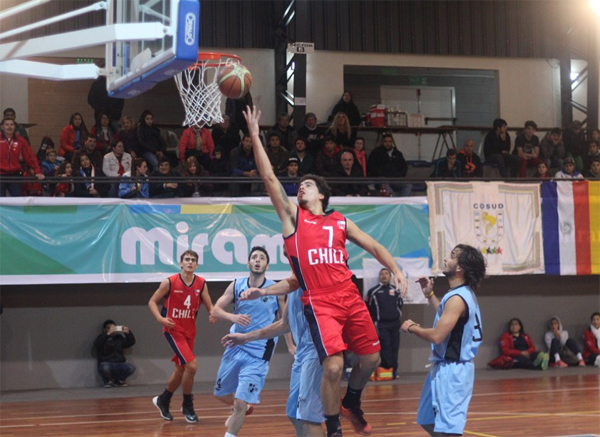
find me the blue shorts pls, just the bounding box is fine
[286,355,324,424]
[213,346,269,405]
[417,361,475,435]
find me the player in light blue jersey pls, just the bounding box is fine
[211,247,283,437]
[401,244,486,437]
[223,274,325,437]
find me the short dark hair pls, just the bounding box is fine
[589,140,599,148]
[591,312,600,321]
[158,157,170,165]
[446,149,457,158]
[508,317,524,334]
[355,136,365,143]
[324,135,336,143]
[103,319,116,331]
[300,174,331,211]
[248,246,270,265]
[180,250,199,263]
[242,133,252,141]
[493,118,507,130]
[3,107,15,116]
[382,133,393,141]
[454,244,487,291]
[524,120,538,129]
[550,128,562,136]
[267,132,281,142]
[1,117,15,125]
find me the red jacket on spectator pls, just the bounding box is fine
[179,127,214,162]
[59,124,87,157]
[0,133,41,175]
[499,331,537,357]
[354,148,367,176]
[583,327,600,360]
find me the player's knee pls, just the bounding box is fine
[360,353,380,372]
[232,398,248,415]
[323,360,344,382]
[185,359,198,374]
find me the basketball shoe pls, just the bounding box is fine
[153,395,173,421]
[181,398,198,424]
[341,404,372,436]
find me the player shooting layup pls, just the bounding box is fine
[243,106,408,437]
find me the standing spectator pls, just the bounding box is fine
[499,318,549,370]
[316,135,341,177]
[72,136,103,172]
[150,158,179,198]
[583,141,600,174]
[1,117,44,197]
[137,110,167,172]
[119,158,149,199]
[290,137,316,176]
[226,92,253,135]
[430,149,461,178]
[41,148,60,177]
[90,112,119,154]
[297,112,326,157]
[73,153,109,198]
[59,113,89,161]
[93,319,136,387]
[212,115,241,158]
[554,157,584,179]
[103,140,132,198]
[540,128,566,170]
[457,139,483,178]
[279,157,301,196]
[515,121,544,177]
[87,74,125,131]
[353,137,368,177]
[367,133,411,197]
[230,134,258,197]
[268,114,297,151]
[534,162,551,178]
[327,112,355,149]
[366,268,403,379]
[179,125,214,170]
[333,150,367,197]
[329,90,361,127]
[583,312,600,367]
[585,157,600,179]
[118,116,139,158]
[265,132,290,174]
[54,161,75,197]
[563,120,586,172]
[544,316,585,367]
[208,146,230,195]
[483,118,519,177]
[3,107,30,145]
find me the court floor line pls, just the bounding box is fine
[463,431,501,437]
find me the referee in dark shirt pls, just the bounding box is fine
[365,268,403,378]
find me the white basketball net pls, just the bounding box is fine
[174,56,240,127]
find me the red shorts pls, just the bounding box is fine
[301,281,380,362]
[164,329,196,366]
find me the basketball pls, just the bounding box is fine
[217,63,252,99]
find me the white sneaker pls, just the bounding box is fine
[594,356,600,367]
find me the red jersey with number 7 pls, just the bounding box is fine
[161,273,206,337]
[284,207,353,294]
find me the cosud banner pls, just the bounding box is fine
[0,197,431,285]
[427,181,544,275]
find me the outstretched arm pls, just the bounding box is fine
[346,218,408,296]
[243,106,297,236]
[240,275,301,300]
[211,282,251,327]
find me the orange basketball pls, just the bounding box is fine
[217,63,252,99]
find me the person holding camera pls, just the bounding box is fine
[94,319,136,387]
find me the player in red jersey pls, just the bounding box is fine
[243,106,408,437]
[148,250,214,424]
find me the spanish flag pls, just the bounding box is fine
[541,180,600,275]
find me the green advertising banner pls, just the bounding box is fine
[0,198,431,284]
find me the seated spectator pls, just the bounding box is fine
[72,136,103,173]
[456,139,483,178]
[499,318,549,370]
[326,112,355,149]
[297,112,326,157]
[278,157,301,196]
[137,109,167,172]
[267,113,297,151]
[265,132,289,174]
[583,312,600,367]
[316,135,341,177]
[544,316,585,367]
[1,116,44,197]
[353,137,368,177]
[21,165,44,196]
[177,156,203,198]
[93,319,136,387]
[534,162,551,178]
[585,157,600,179]
[90,112,119,154]
[563,120,586,172]
[41,148,60,177]
[179,124,214,170]
[540,128,565,170]
[59,112,89,161]
[229,134,258,197]
[150,158,179,198]
[290,137,316,175]
[119,158,149,199]
[208,146,229,195]
[483,118,519,177]
[73,153,109,197]
[118,116,139,158]
[430,149,461,178]
[103,140,132,197]
[329,90,362,127]
[333,150,367,196]
[3,107,30,145]
[583,140,600,175]
[590,128,600,143]
[212,114,241,158]
[515,121,544,177]
[54,161,75,197]
[554,156,584,179]
[367,133,412,197]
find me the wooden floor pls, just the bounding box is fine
[1,373,599,437]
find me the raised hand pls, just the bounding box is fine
[243,105,262,137]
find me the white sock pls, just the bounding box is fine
[554,353,561,362]
[577,353,583,360]
[595,356,600,367]
[225,433,236,437]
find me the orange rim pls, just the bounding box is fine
[187,52,242,69]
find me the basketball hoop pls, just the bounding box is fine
[174,52,242,127]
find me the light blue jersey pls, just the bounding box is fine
[287,288,319,362]
[231,277,280,360]
[430,285,482,363]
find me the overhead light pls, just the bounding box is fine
[591,0,600,14]
[570,71,579,81]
